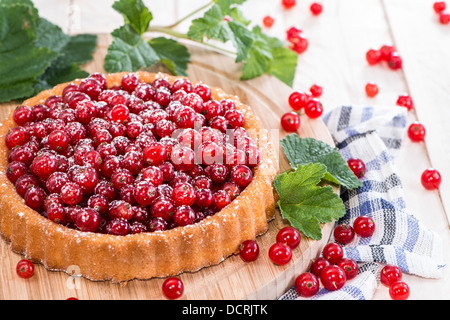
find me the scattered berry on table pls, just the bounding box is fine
[421,168,442,190]
[333,224,355,245]
[320,265,346,291]
[380,265,403,287]
[353,215,375,237]
[281,112,301,132]
[295,272,320,297]
[262,15,275,28]
[407,122,426,142]
[389,281,410,300]
[268,242,293,265]
[239,240,260,262]
[310,2,323,16]
[396,94,414,110]
[347,158,366,179]
[322,242,344,264]
[16,259,35,279]
[282,0,296,10]
[365,82,379,98]
[276,226,301,249]
[162,277,184,300]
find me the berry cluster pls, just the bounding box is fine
[239,226,300,265]
[286,26,308,55]
[365,45,402,70]
[433,1,450,24]
[280,86,324,132]
[5,73,261,236]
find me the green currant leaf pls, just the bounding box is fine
[104,24,160,73]
[280,134,363,189]
[147,37,191,76]
[274,163,346,240]
[112,0,153,35]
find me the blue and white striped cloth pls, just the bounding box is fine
[280,105,445,300]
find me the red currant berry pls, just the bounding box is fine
[110,104,130,123]
[310,2,323,15]
[389,281,410,300]
[439,10,450,24]
[421,168,441,190]
[380,265,402,287]
[294,272,319,297]
[333,224,355,245]
[396,94,414,110]
[434,1,447,13]
[121,73,140,93]
[286,26,302,43]
[353,215,375,237]
[407,122,426,142]
[268,242,292,265]
[276,226,301,249]
[379,45,396,61]
[239,240,260,262]
[347,158,366,178]
[290,35,308,54]
[280,112,300,132]
[262,15,275,28]
[281,0,296,9]
[365,82,379,98]
[304,99,323,118]
[230,165,253,188]
[288,91,309,111]
[13,105,34,126]
[320,265,346,291]
[310,257,330,278]
[387,52,403,70]
[16,259,35,279]
[322,242,344,264]
[162,277,184,300]
[309,84,323,98]
[366,49,381,65]
[173,205,196,227]
[337,258,358,280]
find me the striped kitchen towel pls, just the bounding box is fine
[280,105,445,300]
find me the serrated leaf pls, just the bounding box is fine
[187,4,230,42]
[112,0,152,35]
[0,2,38,51]
[274,163,346,240]
[147,37,190,76]
[280,134,363,189]
[35,17,70,52]
[104,24,160,73]
[240,26,272,80]
[267,46,297,87]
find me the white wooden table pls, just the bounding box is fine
[25,0,450,300]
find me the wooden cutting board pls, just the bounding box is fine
[0,34,337,300]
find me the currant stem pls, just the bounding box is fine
[146,26,237,57]
[165,0,214,29]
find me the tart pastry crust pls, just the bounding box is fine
[0,72,277,282]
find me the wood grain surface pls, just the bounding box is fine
[0,35,338,300]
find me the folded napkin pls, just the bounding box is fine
[280,105,445,300]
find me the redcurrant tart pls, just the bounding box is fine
[407,122,426,142]
[294,272,319,297]
[421,168,442,190]
[239,239,260,262]
[162,277,184,300]
[389,281,410,300]
[0,72,276,282]
[353,215,375,237]
[380,264,402,287]
[268,242,292,265]
[16,259,35,279]
[281,112,300,132]
[320,265,346,291]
